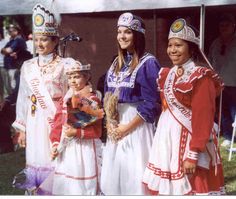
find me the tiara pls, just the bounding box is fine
[117,12,145,34]
[64,59,91,74]
[168,18,199,45]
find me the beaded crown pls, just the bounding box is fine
[168,18,199,45]
[64,58,91,74]
[32,4,59,36]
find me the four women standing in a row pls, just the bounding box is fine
[13,3,225,195]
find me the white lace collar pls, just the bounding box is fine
[180,59,194,70]
[38,53,54,66]
[174,59,196,84]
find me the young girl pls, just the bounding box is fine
[49,59,103,195]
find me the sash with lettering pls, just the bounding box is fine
[25,62,56,129]
[163,67,192,132]
[163,66,220,169]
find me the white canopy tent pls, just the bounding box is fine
[0,0,235,89]
[0,0,235,15]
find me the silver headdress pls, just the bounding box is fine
[168,18,200,45]
[117,12,145,34]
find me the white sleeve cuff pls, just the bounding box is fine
[187,150,198,160]
[12,120,26,133]
[137,111,146,122]
[52,142,60,148]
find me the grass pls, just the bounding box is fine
[0,138,236,195]
[0,149,25,195]
[220,138,236,195]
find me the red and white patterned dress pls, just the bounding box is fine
[143,60,225,195]
[49,88,102,195]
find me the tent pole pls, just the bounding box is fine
[32,23,36,58]
[153,10,157,57]
[199,4,205,51]
[200,4,223,148]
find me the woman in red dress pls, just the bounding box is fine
[143,18,225,195]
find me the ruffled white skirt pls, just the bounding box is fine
[52,137,102,195]
[143,109,192,195]
[100,103,155,195]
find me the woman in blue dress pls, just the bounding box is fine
[100,12,161,195]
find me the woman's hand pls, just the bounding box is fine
[51,146,59,160]
[10,52,17,59]
[17,131,26,148]
[108,115,144,142]
[183,160,197,174]
[64,124,77,137]
[113,124,130,141]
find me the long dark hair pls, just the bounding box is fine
[50,36,60,54]
[185,24,209,67]
[187,42,203,65]
[115,27,146,74]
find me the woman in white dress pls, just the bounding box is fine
[12,4,73,194]
[100,12,161,195]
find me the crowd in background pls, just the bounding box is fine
[0,24,32,153]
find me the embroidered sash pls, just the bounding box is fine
[163,67,192,132]
[163,67,220,169]
[25,60,56,129]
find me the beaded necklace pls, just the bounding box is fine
[37,53,57,74]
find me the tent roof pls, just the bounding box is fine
[0,0,236,15]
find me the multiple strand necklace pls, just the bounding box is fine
[37,53,57,74]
